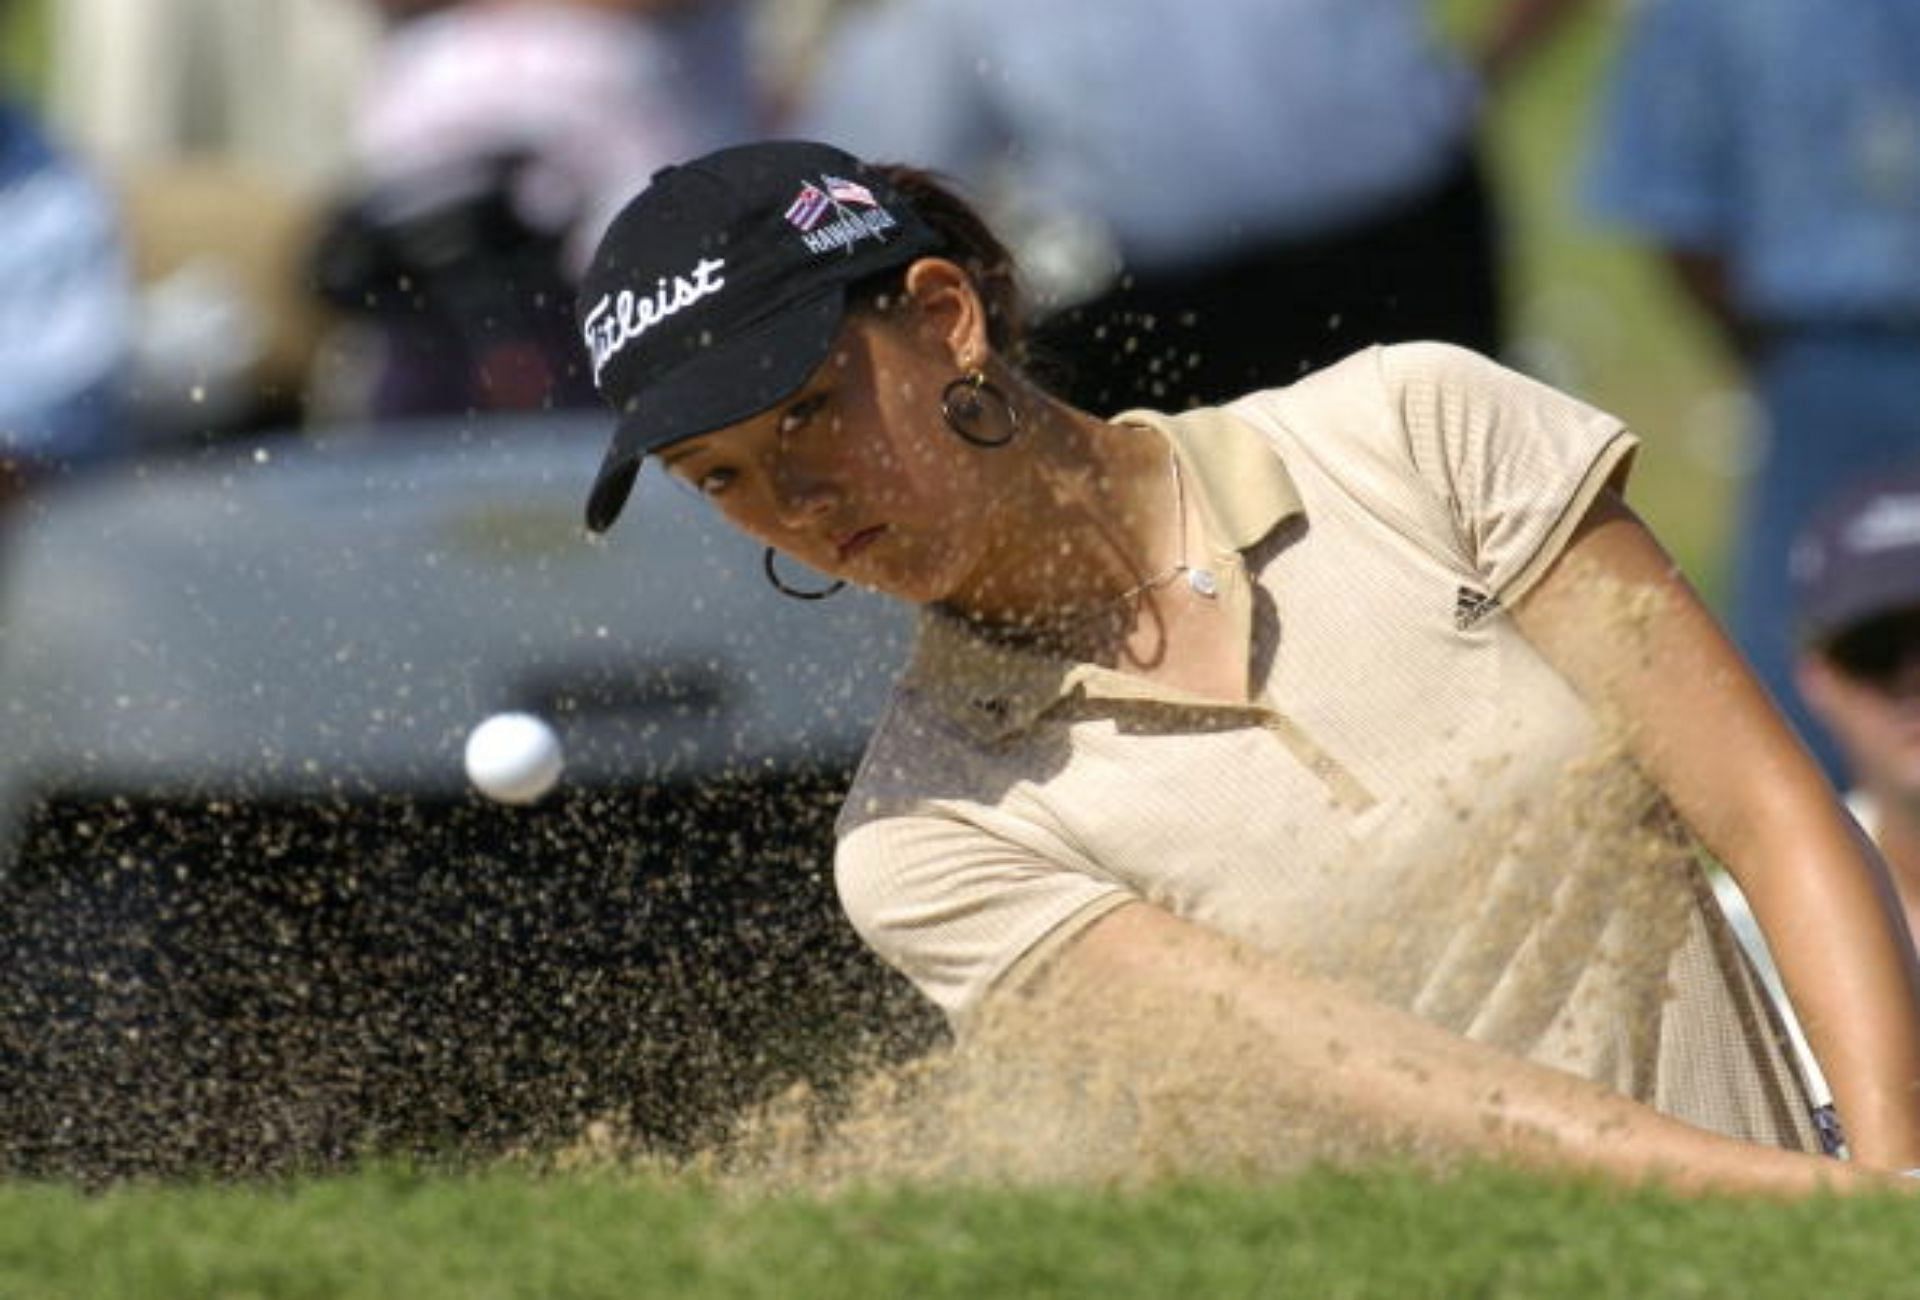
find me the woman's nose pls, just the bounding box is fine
[769,458,839,528]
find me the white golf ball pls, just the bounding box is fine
[463,712,564,805]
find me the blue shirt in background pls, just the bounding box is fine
[1585,0,1920,325]
[796,0,1480,273]
[0,98,132,468]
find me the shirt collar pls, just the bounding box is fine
[901,403,1304,742]
[1118,402,1303,550]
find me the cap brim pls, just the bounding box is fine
[1801,561,1920,643]
[583,292,846,533]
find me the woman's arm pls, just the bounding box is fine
[1020,900,1895,1195]
[1510,488,1920,1169]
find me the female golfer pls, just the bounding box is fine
[575,141,1920,1193]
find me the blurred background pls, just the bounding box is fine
[0,0,1749,582]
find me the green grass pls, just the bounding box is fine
[4,1161,1918,1300]
[0,0,49,97]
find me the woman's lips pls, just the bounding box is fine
[836,524,887,562]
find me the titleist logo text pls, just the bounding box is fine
[583,257,727,382]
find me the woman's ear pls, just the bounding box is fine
[901,256,990,370]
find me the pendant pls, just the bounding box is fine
[1186,567,1219,598]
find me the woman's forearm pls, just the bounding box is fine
[1017,902,1898,1197]
[1729,798,1920,1167]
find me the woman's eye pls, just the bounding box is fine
[695,467,736,498]
[778,392,829,436]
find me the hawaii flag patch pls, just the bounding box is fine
[782,174,902,254]
[784,182,832,231]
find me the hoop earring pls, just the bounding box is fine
[941,371,1020,448]
[763,547,846,601]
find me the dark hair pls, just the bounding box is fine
[846,164,1029,362]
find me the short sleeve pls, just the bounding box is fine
[1380,343,1637,604]
[835,811,1133,1025]
[1582,0,1734,250]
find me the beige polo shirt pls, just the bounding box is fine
[835,343,1819,1151]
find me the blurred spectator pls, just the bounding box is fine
[47,0,378,191]
[0,90,134,512]
[1790,467,1920,936]
[1585,0,1920,776]
[753,0,867,125]
[309,0,762,421]
[791,0,1592,412]
[119,160,330,441]
[348,0,757,275]
[36,0,373,444]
